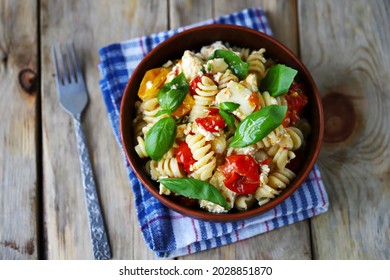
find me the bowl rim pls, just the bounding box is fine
[120,24,324,222]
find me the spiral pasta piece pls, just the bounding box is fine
[268,168,296,190]
[266,127,297,169]
[185,124,216,181]
[232,47,251,61]
[255,184,281,206]
[139,97,160,124]
[195,76,218,100]
[134,136,148,158]
[138,97,169,135]
[285,127,304,151]
[267,145,295,170]
[211,133,227,154]
[148,157,185,180]
[276,95,288,106]
[257,91,277,107]
[217,69,239,90]
[256,125,285,149]
[234,195,256,211]
[247,48,267,79]
[189,76,218,121]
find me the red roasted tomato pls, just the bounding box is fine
[176,141,196,173]
[283,82,308,127]
[220,154,260,194]
[195,108,226,133]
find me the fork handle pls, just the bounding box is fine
[73,114,112,260]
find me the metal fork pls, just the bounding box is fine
[52,43,111,260]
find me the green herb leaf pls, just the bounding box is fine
[206,61,212,71]
[211,50,248,80]
[229,105,287,148]
[158,73,189,112]
[154,109,171,117]
[220,102,240,112]
[145,117,177,161]
[159,178,230,209]
[259,64,298,97]
[219,109,235,128]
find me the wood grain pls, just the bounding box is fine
[213,0,298,54]
[41,0,167,259]
[0,0,38,259]
[169,0,212,28]
[298,0,390,259]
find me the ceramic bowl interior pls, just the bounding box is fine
[120,24,323,222]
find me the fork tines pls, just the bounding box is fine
[52,42,82,85]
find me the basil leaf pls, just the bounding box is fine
[260,64,298,97]
[229,105,287,148]
[145,117,177,161]
[219,109,235,128]
[211,50,248,80]
[220,102,240,112]
[159,178,230,210]
[158,73,189,112]
[154,109,171,117]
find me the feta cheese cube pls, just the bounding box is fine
[181,50,204,80]
[216,81,256,120]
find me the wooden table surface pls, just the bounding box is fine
[1,0,389,260]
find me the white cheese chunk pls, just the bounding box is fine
[240,73,259,92]
[200,41,228,58]
[181,50,204,81]
[206,58,228,74]
[196,123,216,141]
[215,81,256,120]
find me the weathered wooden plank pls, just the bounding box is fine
[299,0,390,259]
[171,0,311,260]
[0,0,38,259]
[169,0,213,28]
[41,0,167,259]
[213,0,298,54]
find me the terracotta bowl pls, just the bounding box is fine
[120,24,323,222]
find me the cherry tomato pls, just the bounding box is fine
[195,109,226,133]
[138,68,171,101]
[220,155,260,194]
[283,82,308,127]
[207,107,220,115]
[172,93,194,118]
[176,141,196,173]
[189,74,214,95]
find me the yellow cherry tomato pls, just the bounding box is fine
[172,93,194,118]
[138,67,171,101]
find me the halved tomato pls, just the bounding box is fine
[220,154,260,194]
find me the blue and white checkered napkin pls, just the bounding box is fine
[98,7,329,258]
